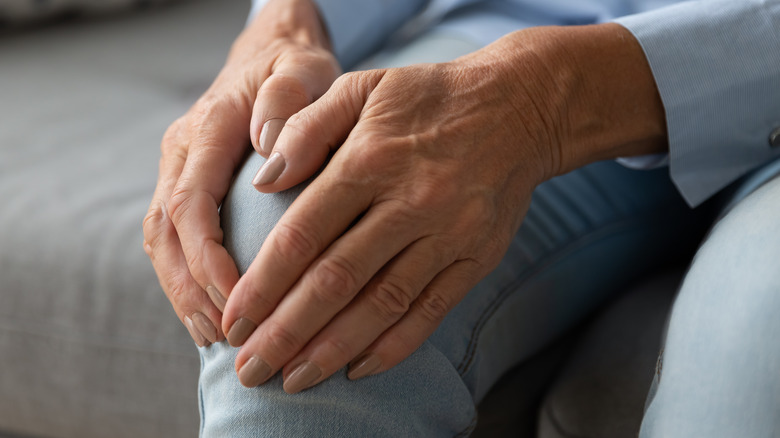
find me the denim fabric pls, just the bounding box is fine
[201,155,697,436]
[197,33,779,437]
[639,173,780,438]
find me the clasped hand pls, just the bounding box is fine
[144,0,564,395]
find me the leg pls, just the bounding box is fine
[200,31,705,436]
[640,174,780,437]
[205,151,479,437]
[202,152,700,436]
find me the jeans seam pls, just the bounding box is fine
[198,347,206,437]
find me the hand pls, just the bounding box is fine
[222,31,555,393]
[221,23,668,393]
[142,0,340,346]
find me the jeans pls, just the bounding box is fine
[639,165,780,438]
[198,33,780,437]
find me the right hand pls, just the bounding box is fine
[142,0,340,346]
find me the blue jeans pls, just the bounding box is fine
[198,34,780,437]
[639,164,780,438]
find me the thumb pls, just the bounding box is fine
[251,70,386,193]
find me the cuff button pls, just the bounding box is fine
[770,126,780,148]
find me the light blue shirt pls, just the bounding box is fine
[250,0,780,206]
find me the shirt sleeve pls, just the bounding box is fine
[614,0,780,207]
[249,0,429,69]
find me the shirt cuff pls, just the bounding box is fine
[250,0,427,69]
[615,0,780,207]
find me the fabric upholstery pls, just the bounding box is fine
[0,1,247,437]
[0,0,188,26]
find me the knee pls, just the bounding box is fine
[690,175,780,291]
[674,175,780,330]
[221,153,308,274]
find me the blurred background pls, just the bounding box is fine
[0,1,247,436]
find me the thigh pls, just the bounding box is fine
[640,173,780,438]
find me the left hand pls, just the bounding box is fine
[222,24,668,393]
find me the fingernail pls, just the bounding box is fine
[227,317,257,347]
[238,355,273,387]
[252,152,285,187]
[191,312,218,343]
[206,285,227,312]
[284,361,322,394]
[259,119,285,156]
[347,353,382,380]
[183,315,210,347]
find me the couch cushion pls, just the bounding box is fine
[0,0,188,27]
[0,1,248,437]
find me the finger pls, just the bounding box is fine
[221,169,372,346]
[167,103,248,308]
[144,199,222,345]
[251,70,386,192]
[249,54,339,157]
[278,237,456,393]
[348,260,482,380]
[230,202,428,389]
[143,124,223,341]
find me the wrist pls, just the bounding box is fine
[236,0,331,55]
[494,24,668,180]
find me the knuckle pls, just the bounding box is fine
[237,284,277,316]
[259,74,311,104]
[261,320,304,358]
[332,71,357,89]
[457,197,494,229]
[310,256,360,304]
[368,276,414,322]
[334,70,375,92]
[161,118,186,151]
[142,203,165,242]
[284,110,326,147]
[166,190,208,271]
[408,172,459,212]
[166,186,194,227]
[416,292,451,324]
[319,336,355,361]
[271,222,321,265]
[428,238,459,266]
[165,274,191,303]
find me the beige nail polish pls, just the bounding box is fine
[227,317,257,347]
[206,285,227,312]
[238,356,273,387]
[183,315,210,347]
[283,361,322,394]
[259,119,285,156]
[191,312,218,343]
[252,152,286,187]
[347,353,382,380]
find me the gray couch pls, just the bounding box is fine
[0,1,690,436]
